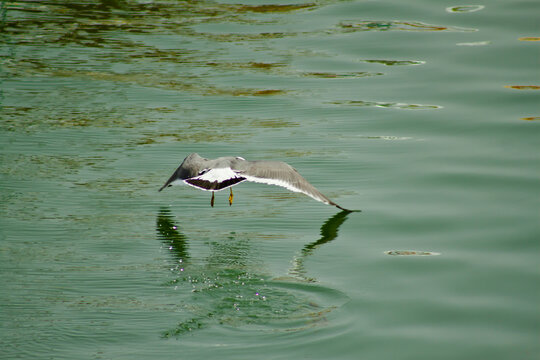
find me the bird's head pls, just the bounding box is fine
[158,153,207,191]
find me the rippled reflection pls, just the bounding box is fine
[339,20,476,32]
[332,100,442,110]
[361,59,425,66]
[445,5,485,13]
[384,250,440,256]
[289,210,352,282]
[504,85,540,90]
[456,41,490,46]
[155,207,351,337]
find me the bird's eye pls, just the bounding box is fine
[198,169,209,175]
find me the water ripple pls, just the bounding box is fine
[156,208,352,338]
[339,20,477,32]
[361,59,425,66]
[385,250,441,256]
[331,100,442,110]
[446,5,485,13]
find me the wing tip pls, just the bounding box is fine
[329,201,360,213]
[335,205,360,213]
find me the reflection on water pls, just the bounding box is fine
[384,250,440,256]
[155,207,351,338]
[2,0,454,141]
[504,86,540,90]
[0,0,471,103]
[156,209,190,263]
[289,211,352,282]
[361,59,425,66]
[339,20,476,32]
[456,41,490,46]
[331,100,442,110]
[302,71,383,78]
[445,5,485,13]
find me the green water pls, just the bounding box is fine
[1,0,539,359]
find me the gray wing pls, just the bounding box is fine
[233,160,348,210]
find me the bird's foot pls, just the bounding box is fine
[228,189,233,206]
[211,192,215,207]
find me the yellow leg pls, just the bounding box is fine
[210,191,215,207]
[228,188,234,206]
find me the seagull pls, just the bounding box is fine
[159,153,351,211]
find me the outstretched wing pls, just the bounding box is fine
[234,160,347,210]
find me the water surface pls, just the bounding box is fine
[1,0,539,359]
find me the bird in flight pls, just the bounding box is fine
[159,153,351,211]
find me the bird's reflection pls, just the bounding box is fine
[155,207,352,337]
[288,210,352,282]
[156,208,189,262]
